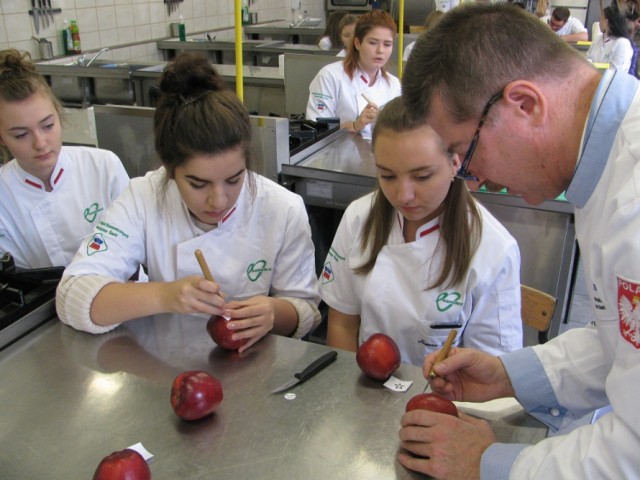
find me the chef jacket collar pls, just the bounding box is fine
[16,154,66,191]
[396,212,440,241]
[356,65,380,87]
[566,69,638,208]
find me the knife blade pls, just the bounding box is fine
[270,350,337,394]
[47,0,54,24]
[38,0,46,29]
[32,0,40,35]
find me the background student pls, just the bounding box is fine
[320,97,522,367]
[306,10,401,139]
[57,53,320,352]
[318,11,348,51]
[336,14,358,57]
[400,3,640,477]
[0,49,129,269]
[587,4,636,74]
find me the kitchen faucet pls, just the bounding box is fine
[79,47,109,67]
[290,10,309,28]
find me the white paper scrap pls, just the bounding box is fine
[127,442,153,461]
[384,376,413,392]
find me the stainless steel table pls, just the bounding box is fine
[0,315,546,479]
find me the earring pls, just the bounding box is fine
[451,176,455,183]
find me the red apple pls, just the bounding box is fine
[170,370,223,421]
[92,448,151,480]
[207,315,248,351]
[356,333,401,381]
[405,393,458,417]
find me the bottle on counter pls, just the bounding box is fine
[178,15,186,42]
[70,20,82,54]
[242,0,250,25]
[61,19,73,55]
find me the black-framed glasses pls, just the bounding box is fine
[457,90,504,181]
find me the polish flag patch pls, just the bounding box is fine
[617,276,640,349]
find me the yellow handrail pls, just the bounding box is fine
[235,0,244,101]
[397,0,405,78]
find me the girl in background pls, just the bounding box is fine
[57,53,320,351]
[336,14,358,57]
[403,10,444,61]
[318,11,348,51]
[0,49,129,269]
[587,4,635,73]
[319,97,523,366]
[307,10,401,139]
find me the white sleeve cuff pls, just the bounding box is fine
[279,296,321,339]
[56,275,123,334]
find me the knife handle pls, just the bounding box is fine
[294,351,337,382]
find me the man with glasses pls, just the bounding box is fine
[544,6,588,42]
[399,3,640,479]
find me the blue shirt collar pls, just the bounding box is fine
[565,70,638,208]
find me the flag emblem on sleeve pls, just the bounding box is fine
[618,276,640,349]
[87,233,108,256]
[322,262,334,284]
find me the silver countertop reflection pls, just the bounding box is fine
[0,315,546,479]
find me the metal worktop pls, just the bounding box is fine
[0,315,546,479]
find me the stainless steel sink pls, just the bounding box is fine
[36,60,155,106]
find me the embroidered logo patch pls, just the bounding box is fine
[247,259,272,282]
[87,233,107,255]
[617,276,640,349]
[322,262,334,284]
[436,291,463,312]
[316,101,326,112]
[83,202,103,223]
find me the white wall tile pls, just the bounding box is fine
[133,4,151,25]
[96,6,117,29]
[115,4,135,27]
[77,8,100,32]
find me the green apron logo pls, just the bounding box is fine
[84,202,103,223]
[247,259,272,282]
[436,291,463,312]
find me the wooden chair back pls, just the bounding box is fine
[521,285,557,342]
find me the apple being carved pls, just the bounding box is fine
[356,333,401,381]
[405,393,458,417]
[170,370,223,421]
[92,448,151,480]
[207,315,248,351]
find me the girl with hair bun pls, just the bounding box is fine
[0,49,129,269]
[57,53,321,349]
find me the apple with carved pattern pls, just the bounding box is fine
[170,370,223,421]
[207,315,248,351]
[405,392,458,417]
[92,448,151,480]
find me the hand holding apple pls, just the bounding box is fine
[170,370,224,421]
[92,448,151,480]
[405,392,458,417]
[207,315,249,351]
[356,333,401,381]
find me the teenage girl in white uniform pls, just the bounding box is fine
[0,49,129,269]
[319,97,523,366]
[306,10,401,140]
[57,53,321,351]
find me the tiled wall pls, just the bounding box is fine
[0,0,325,62]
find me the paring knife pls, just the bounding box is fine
[32,0,40,35]
[47,0,54,24]
[270,351,337,393]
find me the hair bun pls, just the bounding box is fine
[159,52,225,96]
[0,49,37,79]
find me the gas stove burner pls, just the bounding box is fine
[0,262,64,333]
[289,117,341,156]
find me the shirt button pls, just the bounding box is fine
[550,408,560,417]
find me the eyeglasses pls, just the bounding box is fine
[456,90,504,181]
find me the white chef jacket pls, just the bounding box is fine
[0,146,129,269]
[319,192,523,366]
[482,70,640,478]
[587,32,633,73]
[57,167,320,335]
[543,15,588,36]
[306,61,402,140]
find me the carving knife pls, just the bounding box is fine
[270,350,337,393]
[47,0,54,24]
[32,0,40,34]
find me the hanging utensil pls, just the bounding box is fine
[37,0,46,30]
[31,0,40,34]
[46,0,54,24]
